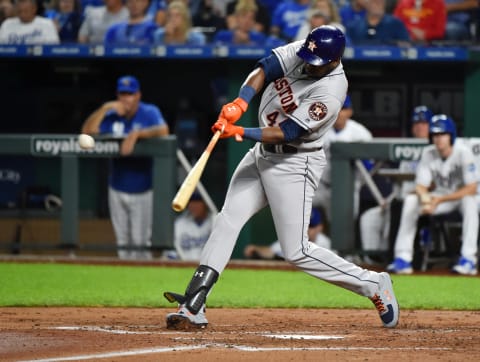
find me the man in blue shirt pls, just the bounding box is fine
[104,0,158,45]
[81,75,170,260]
[346,0,410,45]
[270,0,310,42]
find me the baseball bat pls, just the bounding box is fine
[172,130,221,212]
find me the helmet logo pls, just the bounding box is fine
[308,102,328,121]
[308,40,317,52]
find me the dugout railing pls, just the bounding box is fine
[0,134,177,253]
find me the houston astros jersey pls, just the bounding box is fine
[259,40,348,150]
[416,142,480,195]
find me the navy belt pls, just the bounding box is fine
[261,144,322,154]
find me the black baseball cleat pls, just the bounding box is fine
[369,272,399,328]
[166,304,208,330]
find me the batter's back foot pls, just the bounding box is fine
[166,304,208,330]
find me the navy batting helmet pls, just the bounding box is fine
[429,114,456,145]
[297,25,346,66]
[412,105,433,123]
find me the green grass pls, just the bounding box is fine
[1,262,480,310]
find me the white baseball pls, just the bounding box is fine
[78,134,95,149]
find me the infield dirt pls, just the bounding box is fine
[2,307,480,361]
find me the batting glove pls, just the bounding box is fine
[219,97,248,124]
[212,118,244,141]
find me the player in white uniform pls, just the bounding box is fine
[313,94,373,221]
[164,26,399,330]
[387,115,479,275]
[360,106,432,261]
[0,0,59,44]
[173,193,215,261]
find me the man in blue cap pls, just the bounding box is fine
[82,75,170,260]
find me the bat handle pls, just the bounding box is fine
[206,130,221,153]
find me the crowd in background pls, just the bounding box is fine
[0,0,478,45]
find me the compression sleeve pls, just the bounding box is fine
[256,54,284,85]
[279,119,307,142]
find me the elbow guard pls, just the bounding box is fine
[256,54,284,84]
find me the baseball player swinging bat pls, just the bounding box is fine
[171,130,222,212]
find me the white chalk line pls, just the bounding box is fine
[22,326,453,362]
[51,326,344,338]
[263,334,344,340]
[17,346,206,362]
[18,344,453,362]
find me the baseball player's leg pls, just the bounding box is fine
[458,195,479,262]
[360,205,390,252]
[129,190,153,260]
[200,147,268,273]
[261,154,398,327]
[108,187,130,260]
[260,152,379,297]
[393,194,421,262]
[165,147,268,328]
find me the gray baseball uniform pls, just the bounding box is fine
[393,142,479,263]
[199,41,382,298]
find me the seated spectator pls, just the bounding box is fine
[154,0,206,45]
[244,208,332,260]
[104,0,157,45]
[171,192,215,261]
[346,0,411,46]
[77,0,129,44]
[45,0,84,43]
[213,0,266,45]
[192,0,226,41]
[295,0,346,42]
[340,0,367,28]
[387,115,479,275]
[393,0,446,43]
[270,0,310,42]
[0,0,60,44]
[444,0,478,41]
[153,0,194,26]
[226,0,270,34]
[0,0,14,26]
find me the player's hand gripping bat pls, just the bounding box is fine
[171,130,222,212]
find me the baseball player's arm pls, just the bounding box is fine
[213,118,305,143]
[121,124,170,155]
[416,184,435,214]
[81,101,126,134]
[219,67,265,123]
[219,53,284,123]
[433,182,478,203]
